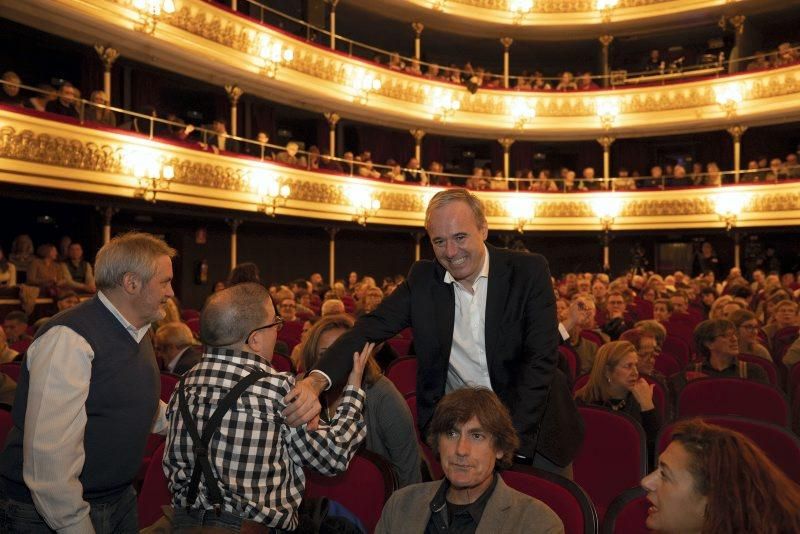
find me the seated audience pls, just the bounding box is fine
[728,309,771,361]
[297,314,420,487]
[600,291,634,340]
[0,247,17,287]
[227,262,261,286]
[26,244,66,296]
[164,283,370,531]
[652,298,672,322]
[679,319,769,384]
[2,311,32,345]
[575,341,661,445]
[27,83,57,112]
[0,327,19,364]
[275,141,306,167]
[555,71,577,91]
[763,299,798,349]
[61,242,96,293]
[641,419,800,534]
[783,334,800,369]
[320,298,345,316]
[55,290,80,312]
[0,71,24,107]
[561,296,599,375]
[85,90,116,127]
[376,387,563,533]
[0,366,16,406]
[155,322,202,374]
[203,118,238,154]
[403,157,428,184]
[45,82,81,119]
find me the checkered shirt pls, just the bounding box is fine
[163,348,366,530]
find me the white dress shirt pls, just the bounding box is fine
[23,291,167,534]
[444,245,492,392]
[166,346,191,374]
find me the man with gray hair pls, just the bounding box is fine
[0,232,176,533]
[321,298,346,316]
[155,322,201,375]
[164,282,370,531]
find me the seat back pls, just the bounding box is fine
[737,353,778,386]
[386,337,412,357]
[643,376,668,422]
[181,309,200,321]
[9,339,32,355]
[573,406,647,523]
[160,373,180,403]
[0,362,22,382]
[656,415,800,485]
[773,326,800,365]
[270,352,293,373]
[184,317,200,337]
[677,377,790,427]
[277,320,305,353]
[572,374,590,394]
[304,449,397,533]
[653,352,681,377]
[0,407,13,447]
[558,345,578,382]
[385,357,417,396]
[789,363,800,405]
[403,392,443,480]
[137,442,170,529]
[662,334,691,366]
[602,487,649,534]
[502,465,599,534]
[581,330,605,347]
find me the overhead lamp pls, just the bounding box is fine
[132,0,175,34]
[589,194,623,232]
[346,185,381,226]
[343,65,382,105]
[713,190,749,231]
[714,83,744,118]
[597,0,619,23]
[508,0,534,24]
[509,96,536,130]
[251,170,290,216]
[505,197,536,233]
[126,149,174,202]
[258,35,294,79]
[427,87,461,122]
[596,97,620,130]
[431,0,447,11]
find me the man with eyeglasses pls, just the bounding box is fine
[163,282,372,532]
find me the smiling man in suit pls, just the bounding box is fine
[311,188,582,477]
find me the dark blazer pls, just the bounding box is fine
[316,244,583,465]
[170,346,202,375]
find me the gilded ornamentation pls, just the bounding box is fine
[0,126,125,173]
[622,198,714,217]
[429,0,675,13]
[535,201,593,218]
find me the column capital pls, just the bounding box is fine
[596,135,616,149]
[325,0,340,9]
[729,14,746,34]
[225,84,244,106]
[324,112,340,127]
[96,206,119,225]
[498,137,515,151]
[726,125,748,140]
[94,44,120,71]
[410,128,426,143]
[500,37,513,50]
[325,227,340,239]
[412,231,425,244]
[598,34,614,47]
[412,22,424,36]
[226,218,242,233]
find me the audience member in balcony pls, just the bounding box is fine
[3,311,31,346]
[403,157,428,184]
[0,71,24,107]
[27,83,57,112]
[728,309,771,362]
[774,42,799,67]
[45,81,80,120]
[682,319,769,384]
[388,52,405,71]
[643,49,663,72]
[642,419,800,534]
[275,141,305,167]
[405,59,423,77]
[466,167,489,190]
[746,51,771,71]
[579,166,603,190]
[666,164,691,188]
[639,165,663,189]
[384,160,404,181]
[27,244,66,297]
[84,90,116,127]
[376,387,563,533]
[428,161,450,186]
[55,290,80,313]
[164,113,195,143]
[576,72,599,91]
[203,118,238,154]
[299,314,420,488]
[768,157,787,180]
[531,71,552,91]
[0,247,17,288]
[515,71,532,90]
[341,151,355,174]
[358,158,382,180]
[61,242,96,294]
[155,321,201,374]
[614,167,636,191]
[529,170,558,192]
[563,169,581,192]
[424,63,442,81]
[306,145,321,170]
[0,326,19,364]
[555,71,577,91]
[575,340,661,444]
[9,234,34,280]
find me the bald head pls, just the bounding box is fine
[321,299,345,316]
[201,283,270,348]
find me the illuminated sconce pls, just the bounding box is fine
[132,0,175,34]
[508,97,536,130]
[713,190,749,231]
[346,185,381,226]
[342,65,382,105]
[427,87,461,122]
[431,0,447,11]
[258,34,294,79]
[251,170,290,216]
[508,0,534,24]
[126,149,174,202]
[596,97,620,131]
[505,197,536,233]
[714,83,744,118]
[596,0,619,23]
[589,194,623,232]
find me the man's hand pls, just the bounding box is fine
[283,373,328,428]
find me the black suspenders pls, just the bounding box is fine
[178,370,269,515]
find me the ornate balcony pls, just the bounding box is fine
[2,107,799,233]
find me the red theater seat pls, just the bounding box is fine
[0,362,22,382]
[403,392,443,480]
[160,373,180,403]
[385,357,417,396]
[602,487,649,534]
[737,353,778,386]
[137,442,170,529]
[386,337,412,357]
[502,465,598,534]
[677,377,790,427]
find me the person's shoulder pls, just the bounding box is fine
[502,482,564,530]
[385,480,440,506]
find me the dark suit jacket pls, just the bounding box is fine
[316,244,583,465]
[171,346,202,375]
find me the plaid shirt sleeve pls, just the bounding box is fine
[284,385,367,476]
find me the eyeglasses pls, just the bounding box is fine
[740,324,759,331]
[246,316,284,344]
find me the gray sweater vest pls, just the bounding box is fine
[0,296,160,503]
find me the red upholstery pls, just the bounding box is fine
[9,339,32,354]
[634,298,653,321]
[662,334,691,366]
[580,330,605,347]
[572,375,666,420]
[502,465,598,534]
[737,353,778,386]
[385,357,417,396]
[304,449,397,533]
[404,392,443,480]
[602,487,649,534]
[184,317,200,337]
[386,337,412,357]
[653,352,681,377]
[277,320,304,353]
[341,295,355,313]
[181,309,200,321]
[677,377,790,427]
[790,363,800,404]
[137,441,170,529]
[573,406,647,523]
[0,407,13,446]
[773,326,799,365]
[657,415,800,485]
[270,352,293,373]
[160,373,180,403]
[0,362,22,382]
[397,328,414,340]
[558,345,578,382]
[572,374,590,394]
